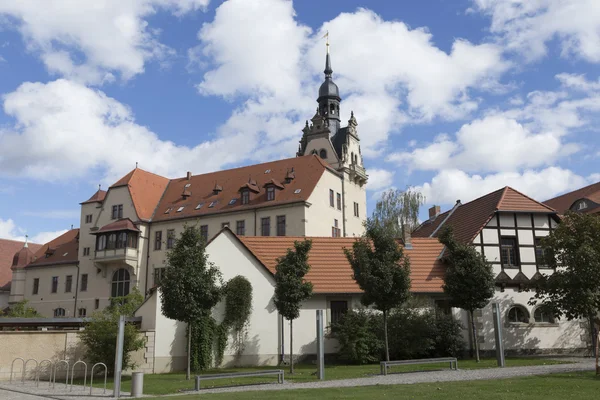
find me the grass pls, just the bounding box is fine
[79,357,569,395]
[143,371,600,399]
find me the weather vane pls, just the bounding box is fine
[322,30,329,53]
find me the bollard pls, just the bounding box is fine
[131,372,144,398]
[194,376,201,391]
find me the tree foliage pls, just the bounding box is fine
[529,212,600,346]
[371,187,425,237]
[222,276,253,355]
[1,300,41,317]
[273,239,313,373]
[79,288,145,374]
[344,220,412,361]
[438,226,494,361]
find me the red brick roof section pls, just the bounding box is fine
[111,168,170,221]
[81,189,107,204]
[96,218,139,233]
[0,239,43,289]
[28,229,80,268]
[497,187,555,212]
[544,181,600,214]
[152,155,329,222]
[237,236,445,294]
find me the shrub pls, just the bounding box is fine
[330,309,382,364]
[432,313,465,358]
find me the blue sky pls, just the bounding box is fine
[1,0,599,243]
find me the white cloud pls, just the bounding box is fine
[0,0,210,84]
[366,168,395,191]
[0,218,67,244]
[556,73,600,92]
[473,0,600,63]
[416,167,588,205]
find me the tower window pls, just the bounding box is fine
[320,149,327,159]
[330,104,335,114]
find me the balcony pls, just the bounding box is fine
[348,163,367,184]
[94,247,139,267]
[92,218,140,272]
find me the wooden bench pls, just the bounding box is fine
[194,369,284,390]
[380,357,458,376]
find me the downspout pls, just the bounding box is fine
[341,171,346,237]
[144,224,151,297]
[73,262,80,317]
[254,208,257,236]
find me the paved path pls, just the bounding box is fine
[0,381,125,399]
[0,359,595,398]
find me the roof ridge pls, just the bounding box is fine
[503,186,556,212]
[0,238,40,245]
[544,180,600,203]
[495,186,509,210]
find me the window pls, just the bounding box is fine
[236,220,245,236]
[332,219,341,238]
[229,198,237,205]
[164,208,172,214]
[319,149,327,159]
[200,225,208,242]
[107,233,116,250]
[209,201,217,208]
[507,306,529,323]
[535,238,547,268]
[534,307,554,323]
[97,235,107,251]
[83,247,90,256]
[336,193,341,210]
[166,229,175,249]
[116,232,127,249]
[330,301,348,325]
[277,215,286,236]
[78,308,87,318]
[32,278,39,295]
[222,222,230,229]
[265,169,271,174]
[128,233,138,249]
[353,202,359,217]
[85,214,93,224]
[294,189,301,194]
[54,308,66,317]
[95,299,100,309]
[195,202,204,210]
[577,201,588,210]
[154,268,165,286]
[154,231,162,250]
[261,217,271,236]
[176,206,185,212]
[65,275,72,293]
[111,268,130,298]
[500,237,519,267]
[81,274,88,292]
[241,190,250,205]
[266,186,275,201]
[111,204,123,219]
[329,189,334,207]
[51,276,58,293]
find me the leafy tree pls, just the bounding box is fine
[1,300,41,317]
[371,187,425,237]
[160,225,222,378]
[273,239,313,374]
[79,288,145,375]
[330,309,382,364]
[344,220,411,361]
[222,276,253,356]
[438,226,495,362]
[529,212,600,355]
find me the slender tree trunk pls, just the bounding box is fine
[383,310,390,362]
[470,310,480,363]
[187,322,192,380]
[290,319,294,374]
[589,315,597,358]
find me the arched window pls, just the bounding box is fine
[533,307,554,323]
[319,149,327,159]
[507,305,529,323]
[54,308,66,317]
[351,152,355,164]
[111,268,131,298]
[330,103,335,114]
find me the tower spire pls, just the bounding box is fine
[323,31,332,78]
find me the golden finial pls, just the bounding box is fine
[322,31,329,53]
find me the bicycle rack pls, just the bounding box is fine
[70,361,88,391]
[10,358,25,384]
[90,362,108,395]
[23,359,39,385]
[52,360,69,389]
[37,360,54,387]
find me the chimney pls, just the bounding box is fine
[429,205,441,220]
[403,228,413,250]
[186,171,192,180]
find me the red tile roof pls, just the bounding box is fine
[28,229,80,268]
[236,234,445,294]
[111,168,170,221]
[544,181,600,214]
[152,155,330,222]
[0,239,42,290]
[81,189,107,204]
[95,218,139,234]
[413,186,556,244]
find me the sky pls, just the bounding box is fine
[0,0,599,244]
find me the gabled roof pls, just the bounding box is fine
[95,218,139,234]
[81,189,106,204]
[231,233,445,294]
[413,186,556,244]
[152,155,331,223]
[544,181,600,214]
[110,168,170,221]
[0,239,42,290]
[28,229,80,268]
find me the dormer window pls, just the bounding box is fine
[266,186,275,201]
[241,189,250,205]
[577,201,588,210]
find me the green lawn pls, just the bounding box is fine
[82,357,568,395]
[145,371,600,400]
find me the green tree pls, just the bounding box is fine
[79,288,145,375]
[529,212,600,355]
[159,225,222,379]
[273,239,313,374]
[344,220,412,361]
[1,300,41,317]
[222,276,253,356]
[371,187,425,237]
[438,226,495,362]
